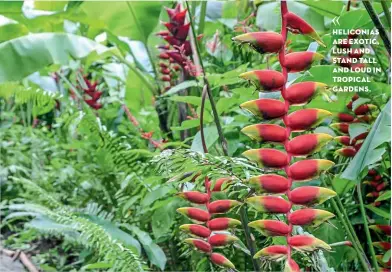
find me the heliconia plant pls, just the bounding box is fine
[233,2,337,270]
[156,3,198,92]
[176,176,242,269]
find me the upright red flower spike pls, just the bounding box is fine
[238,3,336,271]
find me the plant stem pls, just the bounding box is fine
[323,180,372,271]
[329,196,371,271]
[198,1,207,35]
[186,3,258,270]
[381,0,391,28]
[357,183,379,271]
[185,1,228,156]
[239,204,260,271]
[363,0,391,56]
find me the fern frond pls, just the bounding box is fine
[14,177,146,272]
[0,82,61,116]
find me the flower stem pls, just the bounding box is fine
[363,0,391,56]
[357,183,379,271]
[322,180,372,271]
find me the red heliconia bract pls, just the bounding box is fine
[285,259,301,272]
[208,234,239,247]
[239,70,285,91]
[335,136,352,146]
[241,124,288,143]
[330,123,349,134]
[354,104,376,115]
[232,32,284,54]
[184,238,211,253]
[208,200,241,214]
[207,218,241,231]
[290,186,336,206]
[288,235,331,252]
[285,82,328,106]
[242,148,289,168]
[286,133,332,156]
[248,174,290,194]
[288,208,335,227]
[352,132,368,143]
[284,52,324,73]
[368,169,377,176]
[286,109,332,132]
[335,147,357,157]
[337,113,355,122]
[177,207,210,223]
[240,98,287,120]
[289,159,335,181]
[373,242,391,251]
[248,219,290,236]
[246,196,291,213]
[254,245,288,260]
[347,100,353,110]
[180,224,211,238]
[210,253,235,269]
[177,191,209,204]
[370,225,391,236]
[284,12,325,47]
[159,52,170,59]
[210,177,232,192]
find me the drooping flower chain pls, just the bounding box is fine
[176,177,242,269]
[233,1,337,270]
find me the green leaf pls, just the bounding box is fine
[383,250,391,263]
[79,2,162,43]
[342,100,391,181]
[82,262,113,270]
[34,1,68,11]
[349,123,369,140]
[162,80,201,97]
[191,126,219,153]
[365,205,391,219]
[375,190,391,202]
[141,185,175,207]
[0,33,112,83]
[332,176,355,196]
[125,68,154,111]
[0,23,29,43]
[83,215,141,255]
[126,225,167,270]
[151,198,184,240]
[171,119,201,131]
[301,0,344,17]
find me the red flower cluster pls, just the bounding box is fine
[156,4,198,90]
[333,93,376,157]
[233,2,336,271]
[82,76,103,110]
[177,177,242,269]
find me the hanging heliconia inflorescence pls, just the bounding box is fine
[176,177,242,269]
[370,221,391,269]
[233,1,337,271]
[333,93,376,158]
[156,4,198,92]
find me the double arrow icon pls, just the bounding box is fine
[332,16,340,26]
